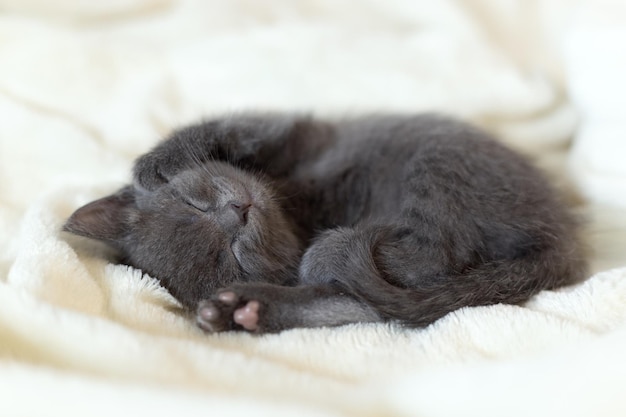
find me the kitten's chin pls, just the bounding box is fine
[231,229,300,283]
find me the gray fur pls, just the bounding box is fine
[64,113,586,333]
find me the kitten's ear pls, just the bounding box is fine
[63,187,137,242]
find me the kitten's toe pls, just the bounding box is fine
[217,290,237,304]
[196,300,231,333]
[233,300,260,331]
[198,301,220,321]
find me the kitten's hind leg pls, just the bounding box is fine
[196,283,381,334]
[300,226,586,329]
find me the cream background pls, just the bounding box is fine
[1,1,626,415]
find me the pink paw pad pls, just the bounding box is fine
[198,304,219,321]
[218,291,237,304]
[234,300,260,331]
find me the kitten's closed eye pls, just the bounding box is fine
[183,197,212,213]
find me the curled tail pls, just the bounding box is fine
[332,233,587,328]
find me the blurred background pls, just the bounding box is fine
[1,0,624,271]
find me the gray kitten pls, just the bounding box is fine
[64,113,586,333]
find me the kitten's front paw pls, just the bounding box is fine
[196,290,262,333]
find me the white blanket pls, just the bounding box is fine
[2,1,626,415]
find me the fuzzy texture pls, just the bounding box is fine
[65,113,587,333]
[2,0,626,416]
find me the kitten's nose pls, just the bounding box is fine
[229,201,252,224]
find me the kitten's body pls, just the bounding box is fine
[65,114,586,333]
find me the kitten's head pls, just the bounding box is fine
[64,162,301,308]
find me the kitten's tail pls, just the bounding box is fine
[333,235,587,328]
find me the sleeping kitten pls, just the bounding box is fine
[64,113,586,333]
